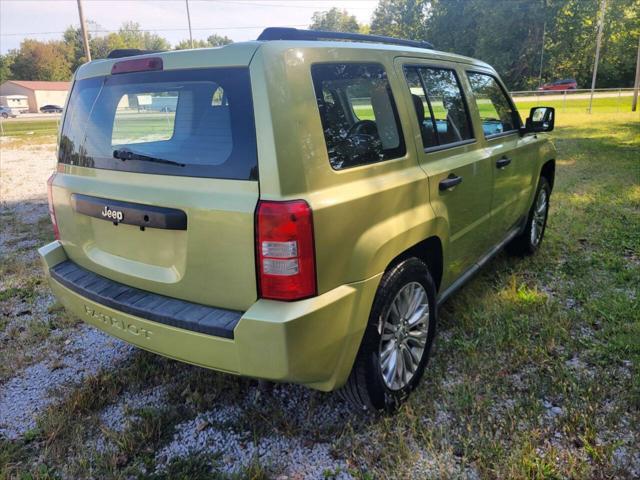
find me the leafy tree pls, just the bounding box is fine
[9,39,72,81]
[0,52,15,83]
[174,39,211,50]
[370,0,428,40]
[116,22,171,51]
[90,33,127,59]
[425,0,552,89]
[61,21,174,71]
[206,34,233,46]
[310,8,361,32]
[368,0,639,89]
[544,0,639,88]
[63,25,88,71]
[174,34,233,50]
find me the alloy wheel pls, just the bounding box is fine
[531,188,548,247]
[378,282,430,390]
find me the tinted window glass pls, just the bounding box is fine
[467,72,520,136]
[404,67,437,148]
[311,63,405,170]
[404,66,473,149]
[59,67,257,180]
[112,91,178,145]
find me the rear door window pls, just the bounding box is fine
[311,63,405,170]
[59,67,257,180]
[404,66,473,149]
[467,72,520,137]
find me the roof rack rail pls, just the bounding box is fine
[107,49,162,59]
[257,27,434,50]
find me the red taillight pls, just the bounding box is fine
[47,172,60,240]
[256,200,316,301]
[111,57,163,75]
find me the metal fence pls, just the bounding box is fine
[509,88,636,113]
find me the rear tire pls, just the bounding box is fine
[338,257,437,413]
[507,176,551,256]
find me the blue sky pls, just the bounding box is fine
[0,0,378,53]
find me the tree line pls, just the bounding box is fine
[312,0,638,90]
[2,0,638,90]
[0,22,232,84]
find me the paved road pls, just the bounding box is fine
[2,112,62,121]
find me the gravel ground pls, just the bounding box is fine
[155,410,351,479]
[0,324,134,439]
[99,384,168,433]
[0,138,353,476]
[153,383,354,476]
[0,138,55,225]
[1,124,638,479]
[0,140,135,438]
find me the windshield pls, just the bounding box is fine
[59,67,257,180]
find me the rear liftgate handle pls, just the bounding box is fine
[439,174,463,191]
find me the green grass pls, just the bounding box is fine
[354,95,637,124]
[1,107,638,479]
[112,112,176,143]
[0,118,59,137]
[515,95,636,115]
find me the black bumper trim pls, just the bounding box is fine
[50,260,241,339]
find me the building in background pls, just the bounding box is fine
[0,94,29,113]
[0,81,70,113]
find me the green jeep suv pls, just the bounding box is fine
[39,28,557,411]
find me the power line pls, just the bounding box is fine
[0,24,309,36]
[213,0,375,9]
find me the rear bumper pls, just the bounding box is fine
[39,241,381,391]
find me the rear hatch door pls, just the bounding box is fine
[52,47,260,311]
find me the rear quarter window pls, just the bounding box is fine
[311,63,405,170]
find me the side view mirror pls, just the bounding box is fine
[525,106,555,133]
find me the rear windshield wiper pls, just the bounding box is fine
[113,148,185,167]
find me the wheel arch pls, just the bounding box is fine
[385,235,444,294]
[541,159,556,191]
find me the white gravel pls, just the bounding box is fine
[0,324,134,439]
[155,410,351,479]
[0,142,55,226]
[410,447,480,479]
[99,385,168,433]
[541,398,564,419]
[154,383,353,477]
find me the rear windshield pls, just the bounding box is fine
[59,67,258,180]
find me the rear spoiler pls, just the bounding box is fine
[107,49,163,59]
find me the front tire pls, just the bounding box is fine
[339,257,437,413]
[507,176,551,256]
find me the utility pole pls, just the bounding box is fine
[588,0,607,114]
[77,0,91,62]
[538,21,546,88]
[185,0,194,48]
[632,34,640,112]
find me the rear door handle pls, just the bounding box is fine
[439,174,463,191]
[496,157,512,169]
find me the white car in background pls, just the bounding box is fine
[0,106,18,118]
